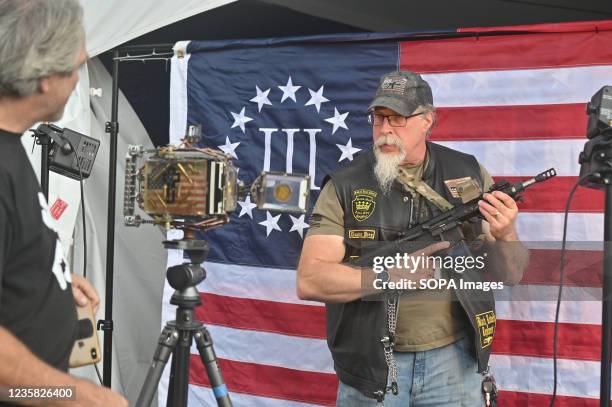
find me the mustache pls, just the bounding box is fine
[374,134,404,151]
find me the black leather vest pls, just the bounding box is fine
[325,142,495,400]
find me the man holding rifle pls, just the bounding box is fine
[297,71,529,406]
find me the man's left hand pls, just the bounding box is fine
[478,191,519,241]
[71,274,100,314]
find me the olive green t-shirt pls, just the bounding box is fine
[307,153,495,351]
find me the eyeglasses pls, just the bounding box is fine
[367,111,425,127]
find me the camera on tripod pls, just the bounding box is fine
[124,125,312,407]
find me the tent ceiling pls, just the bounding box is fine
[83,0,238,57]
[103,0,365,147]
[106,0,612,148]
[259,0,612,31]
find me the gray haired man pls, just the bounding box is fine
[0,1,127,405]
[297,71,529,405]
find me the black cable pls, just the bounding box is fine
[63,138,103,385]
[549,173,593,406]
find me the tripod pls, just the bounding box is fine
[136,238,232,407]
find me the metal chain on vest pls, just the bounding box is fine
[382,295,399,401]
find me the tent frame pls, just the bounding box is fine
[100,44,174,388]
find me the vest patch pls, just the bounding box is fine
[351,189,377,221]
[475,310,496,349]
[348,229,376,239]
[444,177,472,198]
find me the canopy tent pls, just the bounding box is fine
[22,1,612,406]
[260,0,612,31]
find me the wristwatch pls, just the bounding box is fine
[378,266,391,284]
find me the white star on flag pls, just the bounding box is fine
[237,195,257,219]
[230,107,253,133]
[259,211,282,236]
[336,138,361,162]
[305,85,329,113]
[325,107,349,135]
[218,136,240,159]
[278,76,301,103]
[289,214,309,238]
[250,85,272,112]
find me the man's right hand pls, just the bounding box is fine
[0,327,129,407]
[388,241,450,285]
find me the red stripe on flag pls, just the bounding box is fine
[494,320,601,361]
[197,293,327,339]
[430,104,588,141]
[189,356,339,406]
[492,176,604,213]
[400,29,612,73]
[522,249,602,288]
[499,390,599,406]
[459,20,612,34]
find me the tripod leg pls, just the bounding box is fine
[194,327,232,407]
[135,327,179,407]
[166,344,178,404]
[167,330,192,407]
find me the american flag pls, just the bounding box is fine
[161,21,612,406]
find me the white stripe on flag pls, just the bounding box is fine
[495,285,600,303]
[196,262,320,306]
[490,354,606,398]
[187,388,326,407]
[436,139,586,177]
[516,212,602,242]
[496,299,601,325]
[165,252,317,306]
[189,325,334,374]
[424,65,612,107]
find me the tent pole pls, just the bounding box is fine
[117,43,174,53]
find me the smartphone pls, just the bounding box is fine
[69,304,101,368]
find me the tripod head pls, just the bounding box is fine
[164,238,209,291]
[162,230,211,308]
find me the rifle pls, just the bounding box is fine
[349,168,557,268]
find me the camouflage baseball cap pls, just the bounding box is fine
[368,71,433,116]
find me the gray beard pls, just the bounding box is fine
[373,135,406,194]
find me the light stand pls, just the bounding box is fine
[37,130,51,199]
[100,43,176,388]
[604,187,612,406]
[578,85,612,407]
[97,48,120,388]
